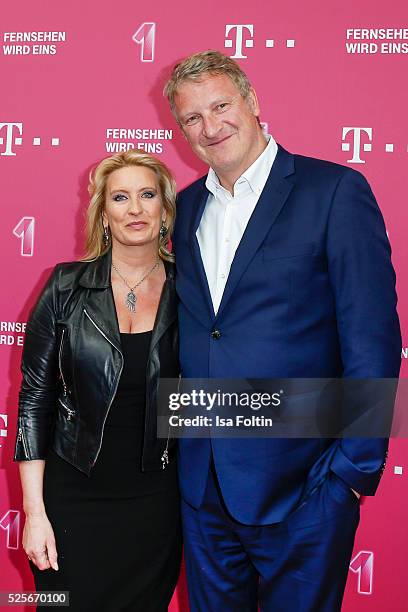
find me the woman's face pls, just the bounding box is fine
[102,165,164,250]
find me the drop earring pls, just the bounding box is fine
[103,226,110,246]
[159,220,168,238]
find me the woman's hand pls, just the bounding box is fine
[18,460,58,570]
[23,512,59,571]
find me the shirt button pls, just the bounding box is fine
[211,330,222,340]
[220,274,226,279]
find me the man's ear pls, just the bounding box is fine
[247,87,261,117]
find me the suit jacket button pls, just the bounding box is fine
[211,329,221,340]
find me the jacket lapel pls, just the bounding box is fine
[215,146,296,320]
[79,250,122,353]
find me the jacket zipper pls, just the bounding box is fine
[58,397,75,421]
[58,329,67,396]
[17,423,29,459]
[58,331,75,421]
[161,373,181,469]
[83,309,123,465]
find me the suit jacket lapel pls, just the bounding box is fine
[215,146,296,320]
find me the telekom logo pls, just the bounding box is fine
[341,127,406,163]
[225,25,296,59]
[0,122,60,155]
[225,25,254,59]
[342,127,373,163]
[0,122,23,156]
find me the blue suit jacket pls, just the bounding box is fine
[173,145,401,525]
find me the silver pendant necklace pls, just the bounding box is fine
[111,258,160,314]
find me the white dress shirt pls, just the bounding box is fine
[196,134,278,314]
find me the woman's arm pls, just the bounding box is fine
[15,266,62,570]
[19,460,58,571]
[15,266,61,462]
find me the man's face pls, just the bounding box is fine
[173,73,261,178]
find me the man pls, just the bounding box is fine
[164,50,401,611]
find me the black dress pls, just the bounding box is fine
[32,331,181,612]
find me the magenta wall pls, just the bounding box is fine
[1,1,407,610]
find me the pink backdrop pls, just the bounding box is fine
[1,1,407,609]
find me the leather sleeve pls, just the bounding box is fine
[14,266,61,461]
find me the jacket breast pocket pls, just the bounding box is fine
[261,242,328,319]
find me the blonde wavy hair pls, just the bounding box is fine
[84,150,176,262]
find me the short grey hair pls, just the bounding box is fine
[164,50,253,119]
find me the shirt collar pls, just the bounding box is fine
[205,134,278,198]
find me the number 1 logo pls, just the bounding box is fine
[13,216,35,257]
[132,22,156,62]
[349,550,374,595]
[0,510,20,550]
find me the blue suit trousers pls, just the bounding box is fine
[182,462,360,612]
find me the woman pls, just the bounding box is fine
[14,150,181,611]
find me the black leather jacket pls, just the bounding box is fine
[14,250,178,475]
